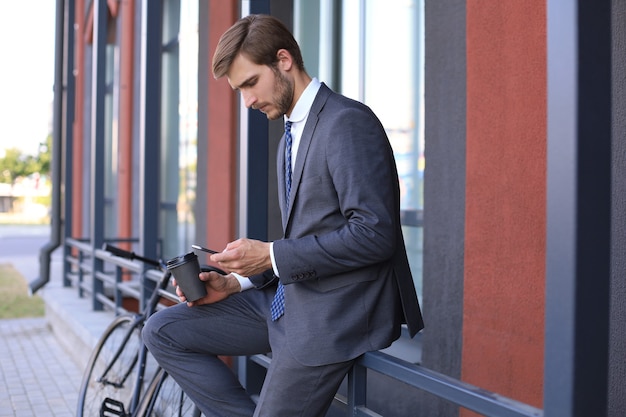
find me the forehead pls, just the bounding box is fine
[227,53,271,90]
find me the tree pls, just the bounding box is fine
[0,135,52,184]
[37,134,53,176]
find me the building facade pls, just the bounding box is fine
[42,0,625,415]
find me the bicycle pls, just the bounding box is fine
[76,244,224,417]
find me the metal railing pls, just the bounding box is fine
[64,238,178,315]
[62,239,543,417]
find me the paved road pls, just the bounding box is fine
[0,225,82,417]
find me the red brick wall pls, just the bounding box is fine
[462,1,546,411]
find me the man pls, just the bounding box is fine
[143,14,423,417]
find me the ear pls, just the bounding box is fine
[276,49,293,71]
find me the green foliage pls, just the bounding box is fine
[0,135,52,184]
[37,134,53,175]
[0,148,36,184]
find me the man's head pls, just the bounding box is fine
[212,14,304,79]
[212,15,307,120]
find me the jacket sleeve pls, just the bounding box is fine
[274,99,401,285]
[248,269,278,289]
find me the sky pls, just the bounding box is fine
[0,1,56,156]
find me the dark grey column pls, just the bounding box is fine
[90,0,109,310]
[138,0,163,304]
[545,1,612,416]
[609,1,626,416]
[62,0,76,288]
[420,1,466,416]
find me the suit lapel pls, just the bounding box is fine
[284,85,332,231]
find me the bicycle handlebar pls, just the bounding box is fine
[102,243,162,268]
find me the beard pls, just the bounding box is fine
[266,68,294,120]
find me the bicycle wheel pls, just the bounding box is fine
[136,368,201,417]
[77,313,143,417]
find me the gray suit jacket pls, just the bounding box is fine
[251,84,424,366]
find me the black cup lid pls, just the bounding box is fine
[166,251,197,267]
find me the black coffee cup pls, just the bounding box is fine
[166,252,207,302]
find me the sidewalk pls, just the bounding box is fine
[0,318,80,417]
[0,228,112,416]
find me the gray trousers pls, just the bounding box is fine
[142,288,355,417]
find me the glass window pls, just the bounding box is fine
[340,0,425,301]
[177,0,199,253]
[291,0,425,303]
[160,0,198,258]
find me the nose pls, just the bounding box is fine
[241,91,257,109]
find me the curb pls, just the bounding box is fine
[40,280,113,371]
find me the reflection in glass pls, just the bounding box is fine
[341,0,425,299]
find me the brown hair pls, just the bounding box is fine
[212,14,305,79]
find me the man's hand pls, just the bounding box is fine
[174,271,241,307]
[210,238,272,277]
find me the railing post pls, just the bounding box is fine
[347,363,368,415]
[115,266,123,313]
[77,249,84,297]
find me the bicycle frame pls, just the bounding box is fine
[81,244,221,417]
[89,244,171,416]
[99,245,176,416]
[129,269,175,414]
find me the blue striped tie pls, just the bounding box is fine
[271,121,292,321]
[284,121,293,205]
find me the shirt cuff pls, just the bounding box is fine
[270,241,280,277]
[231,272,255,291]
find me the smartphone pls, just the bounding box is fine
[191,244,218,254]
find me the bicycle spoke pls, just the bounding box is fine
[77,315,143,416]
[137,370,200,417]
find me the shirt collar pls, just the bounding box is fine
[285,78,322,125]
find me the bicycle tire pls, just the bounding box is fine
[76,313,144,417]
[135,368,202,417]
